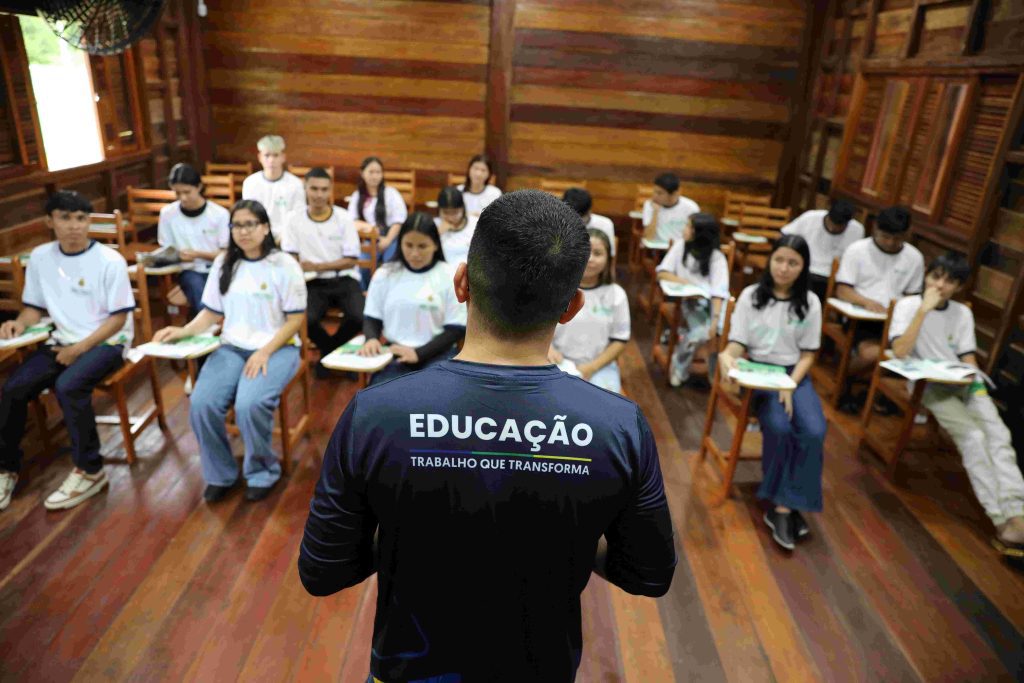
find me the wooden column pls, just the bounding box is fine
[485,0,516,189]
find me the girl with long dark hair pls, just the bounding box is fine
[457,154,502,218]
[655,212,730,386]
[153,199,308,503]
[358,212,466,384]
[347,156,408,261]
[718,234,826,551]
[435,186,477,266]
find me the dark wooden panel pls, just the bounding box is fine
[209,88,484,119]
[511,105,787,139]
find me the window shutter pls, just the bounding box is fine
[0,13,46,170]
[90,52,144,156]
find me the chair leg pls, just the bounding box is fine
[148,360,168,431]
[887,381,926,479]
[278,391,291,476]
[698,378,719,462]
[713,388,753,506]
[113,382,136,465]
[32,398,52,453]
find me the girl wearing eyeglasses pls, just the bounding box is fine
[153,199,308,504]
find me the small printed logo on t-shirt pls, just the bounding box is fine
[591,304,613,316]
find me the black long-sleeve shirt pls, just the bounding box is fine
[299,360,677,682]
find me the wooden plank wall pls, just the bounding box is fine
[201,0,491,205]
[505,0,810,217]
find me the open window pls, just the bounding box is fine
[911,80,971,216]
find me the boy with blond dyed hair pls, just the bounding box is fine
[241,134,305,242]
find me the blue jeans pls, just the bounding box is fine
[752,373,826,511]
[179,269,209,315]
[189,344,300,487]
[0,345,124,474]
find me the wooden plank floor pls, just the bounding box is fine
[2,272,1023,681]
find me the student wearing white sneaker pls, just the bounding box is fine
[153,199,307,504]
[0,191,135,511]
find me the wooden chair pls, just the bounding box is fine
[206,162,252,196]
[126,187,175,244]
[697,297,766,504]
[723,191,771,232]
[447,172,496,188]
[628,184,655,273]
[223,323,313,475]
[732,205,792,282]
[358,225,380,279]
[88,210,127,251]
[388,169,417,210]
[539,178,586,198]
[200,174,235,209]
[0,255,26,314]
[32,265,168,464]
[651,243,736,382]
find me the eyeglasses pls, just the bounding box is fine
[230,221,263,233]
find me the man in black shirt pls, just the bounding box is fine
[299,190,677,682]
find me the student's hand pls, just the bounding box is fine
[921,286,943,313]
[577,362,596,381]
[243,348,272,379]
[299,261,319,272]
[359,338,384,356]
[718,353,738,383]
[547,346,564,364]
[153,326,187,344]
[779,389,794,419]
[863,299,887,314]
[179,249,198,261]
[437,220,453,234]
[55,344,84,367]
[0,320,24,339]
[390,344,419,365]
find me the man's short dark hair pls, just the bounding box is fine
[927,251,971,284]
[654,173,680,194]
[876,206,911,234]
[561,187,592,216]
[827,199,854,226]
[45,190,93,216]
[305,167,331,182]
[468,190,590,337]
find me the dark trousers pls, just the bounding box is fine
[307,277,365,356]
[809,273,829,303]
[0,345,124,474]
[179,269,209,315]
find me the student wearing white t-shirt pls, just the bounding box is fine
[154,200,307,504]
[835,206,924,381]
[280,168,363,368]
[562,187,617,256]
[457,154,502,218]
[780,199,864,301]
[719,234,825,551]
[347,156,408,263]
[548,229,629,393]
[0,191,135,512]
[158,163,230,314]
[358,213,466,384]
[435,186,477,267]
[889,252,1024,553]
[240,135,305,242]
[642,173,700,244]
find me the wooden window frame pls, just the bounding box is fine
[89,49,148,158]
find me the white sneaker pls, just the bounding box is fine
[0,471,17,511]
[44,468,108,510]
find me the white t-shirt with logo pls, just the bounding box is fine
[781,209,865,278]
[587,213,616,256]
[241,171,306,240]
[835,237,924,305]
[889,295,975,363]
[728,284,822,366]
[22,241,135,353]
[363,261,466,348]
[280,207,361,282]
[656,242,730,299]
[642,196,700,243]
[347,186,408,228]
[457,184,502,218]
[553,283,630,366]
[201,251,308,350]
[157,200,230,273]
[435,216,477,267]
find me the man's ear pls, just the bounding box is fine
[558,289,586,324]
[44,214,54,232]
[453,262,470,304]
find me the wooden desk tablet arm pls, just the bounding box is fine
[835,283,884,312]
[0,305,42,338]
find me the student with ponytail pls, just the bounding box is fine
[347,156,408,261]
[153,200,308,504]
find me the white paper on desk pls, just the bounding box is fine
[826,297,888,321]
[641,238,669,250]
[557,359,582,377]
[660,281,709,299]
[880,358,985,385]
[727,368,797,390]
[320,334,393,371]
[136,335,221,359]
[0,325,52,348]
